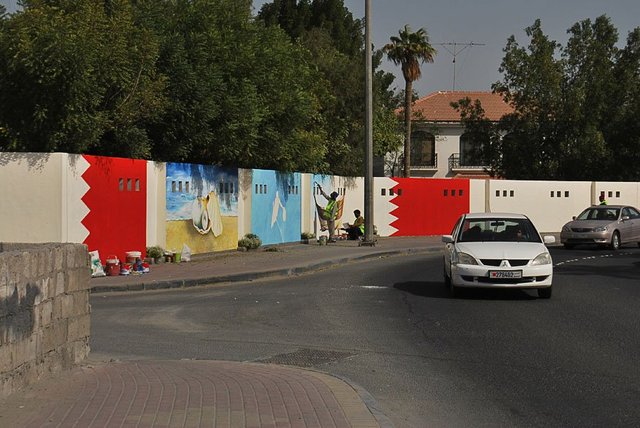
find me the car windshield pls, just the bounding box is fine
[457,218,541,243]
[576,207,620,221]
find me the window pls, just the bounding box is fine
[410,131,436,166]
[444,189,448,196]
[397,189,402,196]
[460,132,488,166]
[565,191,569,197]
[381,189,386,196]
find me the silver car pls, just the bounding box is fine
[560,205,640,250]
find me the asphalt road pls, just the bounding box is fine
[90,246,640,428]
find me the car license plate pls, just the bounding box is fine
[489,270,522,279]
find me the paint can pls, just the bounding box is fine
[125,251,141,264]
[105,255,120,276]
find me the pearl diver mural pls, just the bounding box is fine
[166,163,238,254]
[250,169,301,245]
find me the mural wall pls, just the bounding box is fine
[81,155,148,263]
[388,178,470,236]
[250,169,301,245]
[165,163,238,254]
[310,175,364,238]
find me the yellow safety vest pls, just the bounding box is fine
[324,199,337,220]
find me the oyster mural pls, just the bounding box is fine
[166,163,238,253]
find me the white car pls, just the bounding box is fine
[442,213,556,298]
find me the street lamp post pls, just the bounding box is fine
[362,0,375,246]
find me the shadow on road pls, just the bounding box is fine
[394,281,538,301]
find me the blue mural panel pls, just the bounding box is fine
[251,169,301,245]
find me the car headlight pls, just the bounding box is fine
[454,251,478,265]
[593,226,608,232]
[531,252,552,266]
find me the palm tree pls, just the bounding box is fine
[384,25,436,177]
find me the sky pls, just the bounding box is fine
[252,0,640,97]
[3,0,640,98]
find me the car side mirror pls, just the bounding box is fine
[442,235,454,244]
[543,235,556,245]
[622,215,630,221]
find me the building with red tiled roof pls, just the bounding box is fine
[388,91,513,178]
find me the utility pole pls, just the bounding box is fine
[362,0,375,246]
[436,42,485,91]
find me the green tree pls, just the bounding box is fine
[0,0,166,157]
[560,15,618,180]
[258,0,398,176]
[383,25,436,177]
[492,19,563,179]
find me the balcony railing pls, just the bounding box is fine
[448,153,487,170]
[410,153,438,169]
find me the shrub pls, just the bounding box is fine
[238,233,262,250]
[301,232,315,239]
[146,246,164,259]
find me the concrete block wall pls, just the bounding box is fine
[0,243,91,398]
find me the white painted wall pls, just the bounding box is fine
[146,161,166,248]
[594,182,640,207]
[487,180,592,233]
[237,169,252,239]
[469,179,487,213]
[0,153,65,242]
[63,154,90,243]
[374,177,399,236]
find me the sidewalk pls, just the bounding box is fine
[0,236,442,427]
[90,236,443,293]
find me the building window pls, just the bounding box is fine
[410,131,436,166]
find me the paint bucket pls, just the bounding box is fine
[126,251,141,264]
[105,255,120,276]
[120,263,132,275]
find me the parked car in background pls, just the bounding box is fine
[442,213,555,299]
[560,205,640,250]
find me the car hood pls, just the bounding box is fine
[455,242,549,260]
[563,219,614,229]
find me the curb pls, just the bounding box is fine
[91,247,440,293]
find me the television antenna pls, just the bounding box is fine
[436,42,485,91]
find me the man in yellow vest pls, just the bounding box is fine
[319,187,339,242]
[343,209,364,240]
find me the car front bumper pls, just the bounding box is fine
[451,263,553,288]
[560,231,611,245]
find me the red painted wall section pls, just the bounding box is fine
[81,155,147,263]
[389,178,470,236]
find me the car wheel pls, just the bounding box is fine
[563,243,574,249]
[443,265,451,287]
[449,281,461,298]
[610,231,621,250]
[538,286,552,299]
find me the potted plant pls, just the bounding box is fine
[300,232,315,244]
[145,246,164,264]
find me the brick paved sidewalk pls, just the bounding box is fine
[0,360,387,427]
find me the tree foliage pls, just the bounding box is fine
[458,16,640,181]
[0,0,398,176]
[257,0,401,177]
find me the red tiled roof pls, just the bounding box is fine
[409,91,513,122]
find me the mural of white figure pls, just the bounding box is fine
[271,191,287,241]
[192,191,223,237]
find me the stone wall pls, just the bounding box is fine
[0,243,91,398]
